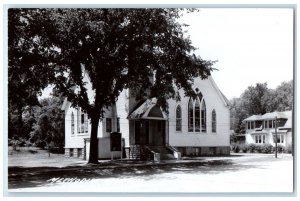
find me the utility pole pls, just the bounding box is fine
[275,116,277,158]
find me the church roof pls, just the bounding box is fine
[127,98,167,120]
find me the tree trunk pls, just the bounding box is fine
[88,113,100,164]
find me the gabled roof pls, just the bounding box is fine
[127,98,167,120]
[208,76,230,107]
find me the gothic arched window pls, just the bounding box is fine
[194,98,200,132]
[212,109,216,133]
[176,105,182,131]
[201,100,207,132]
[188,98,194,132]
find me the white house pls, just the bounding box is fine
[243,111,292,149]
[62,74,231,161]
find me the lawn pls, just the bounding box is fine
[8,146,87,167]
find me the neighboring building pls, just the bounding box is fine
[243,111,292,148]
[62,73,231,161]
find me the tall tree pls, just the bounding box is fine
[270,80,293,111]
[8,9,57,138]
[8,9,215,163]
[30,97,65,150]
[240,83,269,115]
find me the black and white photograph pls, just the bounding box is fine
[3,0,296,197]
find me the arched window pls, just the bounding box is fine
[201,100,206,132]
[212,109,216,133]
[84,113,88,133]
[77,108,81,133]
[71,112,74,135]
[194,98,200,132]
[176,105,182,131]
[188,98,194,132]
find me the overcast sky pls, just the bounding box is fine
[37,8,294,100]
[180,8,294,99]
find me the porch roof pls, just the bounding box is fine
[127,98,168,120]
[242,115,262,122]
[261,111,288,120]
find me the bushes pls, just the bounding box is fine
[248,143,256,153]
[261,144,273,154]
[275,145,286,153]
[231,143,289,154]
[240,144,249,153]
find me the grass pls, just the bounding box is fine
[8,146,86,168]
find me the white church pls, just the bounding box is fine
[61,73,231,161]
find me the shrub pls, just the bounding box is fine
[240,144,249,153]
[275,145,285,153]
[248,143,256,153]
[261,144,273,154]
[255,144,262,153]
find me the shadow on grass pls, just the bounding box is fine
[8,159,254,189]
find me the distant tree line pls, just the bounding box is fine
[230,80,293,134]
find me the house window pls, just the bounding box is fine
[251,121,255,129]
[255,121,262,129]
[188,98,194,132]
[273,134,284,144]
[176,105,182,131]
[269,120,273,128]
[264,120,268,129]
[254,135,266,144]
[71,112,74,135]
[212,109,216,133]
[248,122,251,129]
[201,100,206,132]
[106,118,112,132]
[257,136,261,143]
[194,99,200,132]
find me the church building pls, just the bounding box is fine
[61,74,231,161]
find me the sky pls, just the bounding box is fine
[39,8,294,100]
[180,8,294,99]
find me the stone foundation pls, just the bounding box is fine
[64,148,84,159]
[176,146,230,157]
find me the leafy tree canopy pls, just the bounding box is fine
[8,8,215,163]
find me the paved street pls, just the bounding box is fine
[8,153,293,194]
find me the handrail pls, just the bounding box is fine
[166,144,181,159]
[143,146,160,162]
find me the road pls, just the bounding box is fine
[8,154,293,194]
